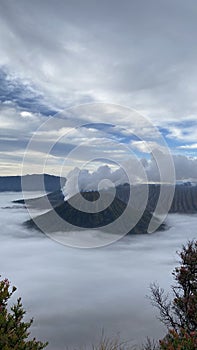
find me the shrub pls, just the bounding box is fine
[149,240,197,350]
[159,328,197,349]
[0,276,48,350]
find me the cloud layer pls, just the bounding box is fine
[62,153,197,201]
[1,0,197,120]
[0,192,197,349]
[0,1,197,174]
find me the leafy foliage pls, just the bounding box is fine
[159,328,197,350]
[149,240,197,350]
[0,276,48,350]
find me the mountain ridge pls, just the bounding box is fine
[0,174,66,192]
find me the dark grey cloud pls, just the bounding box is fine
[0,68,57,115]
[0,0,197,174]
[0,0,197,119]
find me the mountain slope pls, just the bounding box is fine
[17,183,197,214]
[13,189,64,209]
[116,183,197,214]
[25,191,165,235]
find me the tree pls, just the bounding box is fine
[148,240,197,349]
[0,276,48,350]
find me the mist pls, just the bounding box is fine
[0,192,197,349]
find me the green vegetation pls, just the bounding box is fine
[1,240,197,349]
[145,240,197,349]
[0,276,48,350]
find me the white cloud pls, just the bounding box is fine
[166,123,197,144]
[0,105,42,134]
[62,153,197,198]
[20,111,34,118]
[178,143,197,149]
[0,0,197,122]
[0,1,197,175]
[131,140,167,154]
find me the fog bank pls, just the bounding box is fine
[0,192,196,349]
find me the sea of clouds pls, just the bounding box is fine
[0,192,197,349]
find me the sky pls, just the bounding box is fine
[0,0,197,181]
